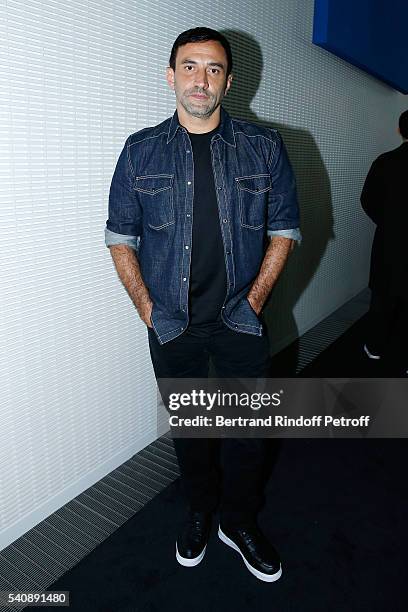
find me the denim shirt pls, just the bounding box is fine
[105,107,301,345]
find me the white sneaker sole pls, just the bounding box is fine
[218,526,282,582]
[363,344,381,360]
[176,542,207,567]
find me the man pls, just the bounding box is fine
[105,28,301,582]
[360,110,408,375]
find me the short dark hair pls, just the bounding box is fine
[169,27,233,77]
[399,110,408,139]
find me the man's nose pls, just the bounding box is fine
[194,68,209,89]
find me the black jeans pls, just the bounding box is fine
[148,319,272,527]
[366,291,408,362]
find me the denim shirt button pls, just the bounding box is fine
[183,277,187,281]
[223,219,227,223]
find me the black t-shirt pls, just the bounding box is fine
[187,127,227,327]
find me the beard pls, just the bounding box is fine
[178,87,220,118]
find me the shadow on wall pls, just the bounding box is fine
[221,30,334,373]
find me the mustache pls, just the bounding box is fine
[186,88,213,98]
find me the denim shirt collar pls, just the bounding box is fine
[166,105,236,147]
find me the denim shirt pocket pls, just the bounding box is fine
[236,174,272,230]
[134,174,175,230]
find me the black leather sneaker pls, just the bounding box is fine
[218,522,282,582]
[176,511,212,567]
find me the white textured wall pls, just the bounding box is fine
[0,0,406,550]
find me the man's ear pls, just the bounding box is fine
[224,73,233,96]
[166,66,175,91]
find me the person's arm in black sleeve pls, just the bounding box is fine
[360,157,385,225]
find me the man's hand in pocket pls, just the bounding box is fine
[139,299,153,328]
[247,294,262,316]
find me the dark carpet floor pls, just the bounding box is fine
[25,315,408,612]
[271,313,406,377]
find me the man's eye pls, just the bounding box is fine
[210,68,220,74]
[185,65,194,71]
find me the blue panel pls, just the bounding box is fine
[313,0,408,94]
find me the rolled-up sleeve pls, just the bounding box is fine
[105,136,142,249]
[267,227,302,243]
[104,228,140,250]
[267,130,301,243]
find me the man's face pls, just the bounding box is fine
[166,40,232,119]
